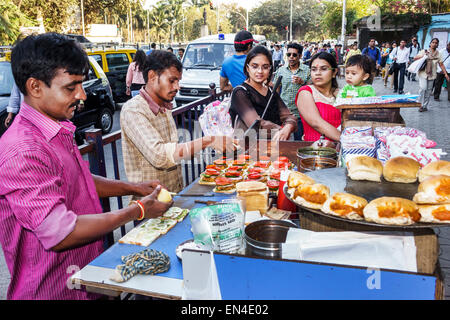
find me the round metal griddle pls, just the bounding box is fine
[283,167,450,229]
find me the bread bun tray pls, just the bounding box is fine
[283,167,450,229]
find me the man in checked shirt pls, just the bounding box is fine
[120,50,237,194]
[273,43,311,141]
[0,33,173,300]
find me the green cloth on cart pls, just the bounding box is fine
[110,248,170,283]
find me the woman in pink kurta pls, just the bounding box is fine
[295,52,341,142]
[126,49,146,97]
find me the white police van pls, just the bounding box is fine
[175,33,266,106]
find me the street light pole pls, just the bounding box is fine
[340,0,346,50]
[216,0,220,33]
[233,10,248,31]
[81,0,85,37]
[171,18,186,45]
[289,0,293,42]
[246,8,249,31]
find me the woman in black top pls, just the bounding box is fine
[230,46,297,141]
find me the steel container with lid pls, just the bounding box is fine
[296,147,337,171]
[299,157,338,172]
[244,220,298,259]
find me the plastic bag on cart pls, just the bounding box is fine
[189,199,246,254]
[198,98,234,137]
[282,229,417,272]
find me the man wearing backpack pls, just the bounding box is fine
[407,37,421,81]
[362,39,381,76]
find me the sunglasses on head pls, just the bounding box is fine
[286,53,298,57]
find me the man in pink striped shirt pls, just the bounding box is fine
[0,33,173,300]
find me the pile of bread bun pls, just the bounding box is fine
[286,156,450,225]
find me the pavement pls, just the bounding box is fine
[0,76,449,300]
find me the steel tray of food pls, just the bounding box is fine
[283,167,450,229]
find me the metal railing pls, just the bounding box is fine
[79,85,230,248]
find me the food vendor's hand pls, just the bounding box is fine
[272,124,294,142]
[140,185,173,219]
[445,74,450,82]
[311,139,335,149]
[4,112,14,128]
[132,180,163,197]
[210,136,238,154]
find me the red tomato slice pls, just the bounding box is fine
[215,177,233,185]
[267,180,280,188]
[272,161,288,170]
[205,168,220,175]
[213,159,227,166]
[270,170,281,180]
[254,161,270,168]
[225,170,241,177]
[248,167,265,174]
[278,156,290,163]
[238,154,251,161]
[247,173,262,180]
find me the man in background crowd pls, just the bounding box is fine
[273,43,310,141]
[332,44,343,65]
[302,45,312,64]
[146,42,156,55]
[391,39,410,94]
[362,39,381,76]
[220,30,257,92]
[272,44,283,71]
[177,48,184,61]
[407,37,421,82]
[433,41,450,101]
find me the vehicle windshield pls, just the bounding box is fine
[182,43,235,69]
[0,62,14,96]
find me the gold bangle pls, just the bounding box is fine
[130,200,145,220]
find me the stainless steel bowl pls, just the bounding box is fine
[297,147,337,160]
[244,220,298,259]
[297,147,337,171]
[299,157,337,172]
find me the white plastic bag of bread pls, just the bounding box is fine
[413,175,450,204]
[363,197,420,225]
[418,204,450,223]
[322,192,368,221]
[418,160,450,182]
[346,155,383,182]
[382,156,421,183]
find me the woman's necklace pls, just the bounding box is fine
[247,80,268,96]
[314,85,334,98]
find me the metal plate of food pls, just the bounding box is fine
[283,167,450,229]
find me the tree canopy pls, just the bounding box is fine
[0,0,448,45]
